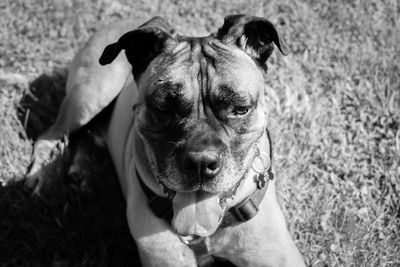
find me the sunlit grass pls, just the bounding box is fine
[1,0,399,266]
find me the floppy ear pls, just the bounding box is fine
[99,17,177,77]
[217,14,290,69]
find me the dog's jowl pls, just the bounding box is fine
[27,15,305,267]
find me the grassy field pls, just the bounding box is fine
[1,0,399,266]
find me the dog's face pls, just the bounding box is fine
[100,15,289,236]
[100,15,289,194]
[136,39,267,193]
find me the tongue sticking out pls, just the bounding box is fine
[172,192,223,237]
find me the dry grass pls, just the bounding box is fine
[1,0,399,266]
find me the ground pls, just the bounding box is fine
[0,0,399,266]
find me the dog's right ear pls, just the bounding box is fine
[99,17,177,77]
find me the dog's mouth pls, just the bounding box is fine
[171,173,247,237]
[157,166,248,237]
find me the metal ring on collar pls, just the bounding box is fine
[251,145,271,174]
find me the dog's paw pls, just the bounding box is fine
[25,136,69,196]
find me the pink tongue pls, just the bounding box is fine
[172,192,223,237]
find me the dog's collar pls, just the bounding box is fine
[136,168,174,222]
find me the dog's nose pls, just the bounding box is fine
[184,151,222,180]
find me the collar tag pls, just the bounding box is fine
[256,172,267,189]
[255,168,274,190]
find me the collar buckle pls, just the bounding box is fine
[179,235,214,267]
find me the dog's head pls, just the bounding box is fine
[100,15,288,193]
[100,15,289,236]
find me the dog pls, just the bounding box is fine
[26,15,305,267]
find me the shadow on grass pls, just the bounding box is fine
[1,69,139,266]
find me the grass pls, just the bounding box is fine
[1,0,399,266]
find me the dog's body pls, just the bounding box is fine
[27,16,305,266]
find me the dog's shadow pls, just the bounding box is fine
[1,69,140,266]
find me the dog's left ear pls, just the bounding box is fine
[99,17,177,77]
[217,14,290,68]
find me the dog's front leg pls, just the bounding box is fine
[126,188,197,267]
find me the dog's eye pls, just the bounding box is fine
[232,106,251,116]
[148,95,173,115]
[151,109,173,125]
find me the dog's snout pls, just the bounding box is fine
[200,151,221,179]
[183,150,222,180]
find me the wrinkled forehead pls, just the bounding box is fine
[203,40,265,93]
[138,37,264,96]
